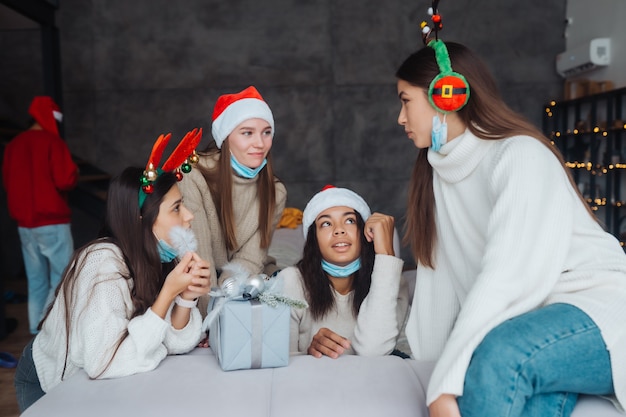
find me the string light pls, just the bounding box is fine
[545,96,626,247]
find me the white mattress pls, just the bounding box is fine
[22,348,621,416]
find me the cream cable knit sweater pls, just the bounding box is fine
[33,242,203,393]
[404,131,626,410]
[280,254,409,356]
[179,153,287,292]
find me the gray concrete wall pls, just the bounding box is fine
[0,0,567,263]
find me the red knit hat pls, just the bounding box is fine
[28,96,62,136]
[211,86,274,148]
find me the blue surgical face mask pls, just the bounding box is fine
[157,239,178,263]
[431,114,448,152]
[230,154,267,179]
[321,258,361,278]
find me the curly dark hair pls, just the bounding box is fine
[296,213,375,320]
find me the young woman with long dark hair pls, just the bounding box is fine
[279,186,409,358]
[397,33,626,417]
[14,132,210,412]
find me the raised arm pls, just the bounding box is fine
[353,213,405,356]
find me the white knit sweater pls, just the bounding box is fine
[404,130,626,410]
[280,254,409,356]
[32,242,203,393]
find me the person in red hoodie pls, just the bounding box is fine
[2,96,78,335]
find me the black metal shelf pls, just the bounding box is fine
[543,86,626,245]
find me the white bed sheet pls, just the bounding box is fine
[22,348,621,416]
[23,348,430,417]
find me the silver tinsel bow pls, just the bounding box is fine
[200,263,308,332]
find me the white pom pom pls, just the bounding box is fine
[422,26,431,34]
[221,262,251,280]
[428,7,433,15]
[169,226,198,258]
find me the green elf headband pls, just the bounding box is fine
[139,128,203,208]
[421,0,470,113]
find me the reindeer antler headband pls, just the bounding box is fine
[139,128,203,208]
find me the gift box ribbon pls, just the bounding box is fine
[250,299,262,368]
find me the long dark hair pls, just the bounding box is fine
[42,167,178,379]
[103,167,178,313]
[396,42,591,268]
[296,213,375,320]
[197,139,279,250]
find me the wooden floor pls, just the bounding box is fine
[1,276,31,417]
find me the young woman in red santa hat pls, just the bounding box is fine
[178,86,287,318]
[276,185,409,358]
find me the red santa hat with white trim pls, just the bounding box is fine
[302,185,372,238]
[210,86,274,149]
[28,96,62,136]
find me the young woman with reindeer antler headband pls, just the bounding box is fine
[14,129,211,413]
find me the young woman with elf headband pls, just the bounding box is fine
[397,2,626,417]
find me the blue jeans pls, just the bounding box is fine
[457,303,614,417]
[18,224,74,334]
[14,338,45,413]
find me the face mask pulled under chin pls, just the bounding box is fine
[431,114,448,152]
[230,154,267,178]
[155,226,198,263]
[321,258,361,278]
[157,239,178,263]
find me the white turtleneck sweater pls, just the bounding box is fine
[404,130,626,410]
